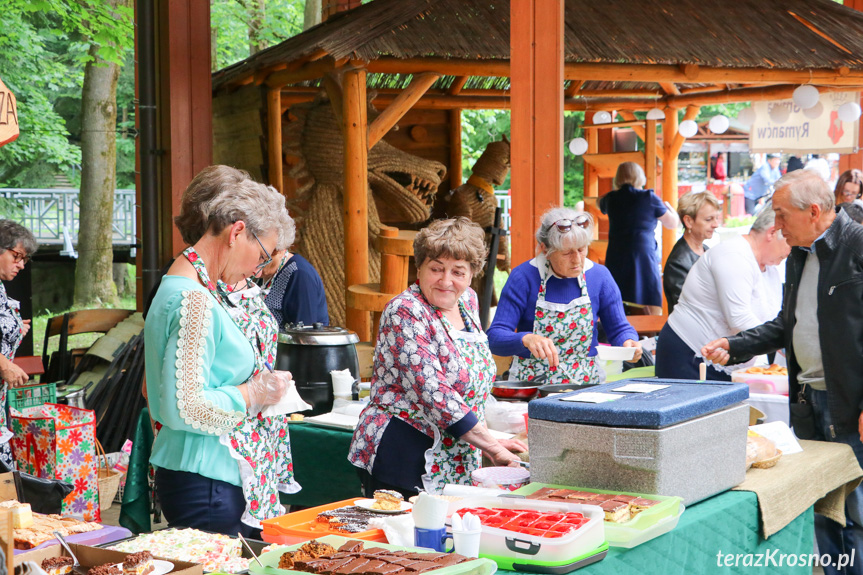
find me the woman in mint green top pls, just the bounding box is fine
[144,165,295,537]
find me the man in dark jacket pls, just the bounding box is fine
[702,168,863,572]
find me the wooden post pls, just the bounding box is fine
[343,67,371,339]
[267,87,283,193]
[450,109,463,190]
[510,0,564,267]
[645,119,657,190]
[661,108,679,276]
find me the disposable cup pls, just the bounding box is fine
[452,529,482,558]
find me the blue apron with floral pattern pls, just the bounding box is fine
[510,254,598,385]
[183,247,300,528]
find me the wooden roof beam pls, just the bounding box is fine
[667,83,848,107]
[616,111,646,140]
[322,72,345,136]
[366,57,863,86]
[265,56,347,88]
[367,72,440,148]
[565,80,584,97]
[659,82,680,96]
[448,76,469,96]
[669,105,701,158]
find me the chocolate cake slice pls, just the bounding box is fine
[338,541,365,554]
[42,557,74,575]
[365,564,405,575]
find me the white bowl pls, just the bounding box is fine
[595,346,637,361]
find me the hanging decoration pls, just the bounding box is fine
[768,103,791,124]
[678,120,698,138]
[708,115,730,134]
[737,107,756,126]
[792,85,820,110]
[803,101,824,120]
[838,102,862,123]
[568,137,588,156]
[592,111,613,124]
[645,108,665,120]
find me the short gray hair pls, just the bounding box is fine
[536,207,594,254]
[0,220,37,256]
[750,201,777,233]
[613,161,647,189]
[414,217,487,275]
[276,204,297,251]
[774,169,834,213]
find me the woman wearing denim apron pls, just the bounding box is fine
[349,218,526,497]
[488,208,642,385]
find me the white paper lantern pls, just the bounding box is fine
[593,111,613,124]
[838,101,862,123]
[792,85,820,110]
[568,137,589,156]
[678,119,698,138]
[768,103,791,124]
[803,101,824,120]
[708,115,730,134]
[737,107,756,126]
[645,108,665,120]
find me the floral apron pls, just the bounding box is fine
[0,282,23,468]
[510,254,598,386]
[183,247,300,528]
[418,299,495,494]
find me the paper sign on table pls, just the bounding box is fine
[560,392,625,403]
[612,383,670,393]
[749,421,803,455]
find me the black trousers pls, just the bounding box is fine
[655,323,732,381]
[154,467,261,538]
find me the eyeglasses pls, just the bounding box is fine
[551,215,591,232]
[6,248,29,265]
[250,232,273,271]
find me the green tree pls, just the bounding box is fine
[211,0,304,70]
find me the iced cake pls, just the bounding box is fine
[88,564,121,575]
[123,551,154,575]
[527,487,661,523]
[41,557,73,575]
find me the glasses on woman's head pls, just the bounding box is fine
[550,215,591,232]
[251,232,273,271]
[6,248,29,265]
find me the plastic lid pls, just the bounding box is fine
[278,323,359,345]
[471,466,530,485]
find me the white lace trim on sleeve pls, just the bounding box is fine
[174,290,245,435]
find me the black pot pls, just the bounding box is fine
[275,322,360,416]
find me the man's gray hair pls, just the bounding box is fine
[775,169,834,213]
[750,201,776,233]
[536,207,593,254]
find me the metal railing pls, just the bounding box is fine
[0,189,136,251]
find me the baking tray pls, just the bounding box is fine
[260,498,390,545]
[512,483,682,548]
[248,534,497,575]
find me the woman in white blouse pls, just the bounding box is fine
[656,202,790,380]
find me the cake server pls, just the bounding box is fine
[52,530,88,575]
[237,532,264,568]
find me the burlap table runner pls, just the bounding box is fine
[733,439,863,538]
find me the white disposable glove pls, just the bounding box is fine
[247,370,292,414]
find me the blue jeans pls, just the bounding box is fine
[154,467,261,538]
[809,388,863,574]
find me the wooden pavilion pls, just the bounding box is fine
[180,0,863,337]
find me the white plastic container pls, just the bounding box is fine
[448,497,605,566]
[731,369,789,395]
[595,346,636,362]
[471,466,530,491]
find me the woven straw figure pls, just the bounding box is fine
[284,94,446,326]
[432,136,511,301]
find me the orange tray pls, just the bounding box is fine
[261,498,388,545]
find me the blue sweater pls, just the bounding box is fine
[487,259,638,358]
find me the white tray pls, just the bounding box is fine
[303,412,359,430]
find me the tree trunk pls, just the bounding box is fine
[74,9,126,307]
[211,0,219,71]
[304,0,322,30]
[248,0,266,55]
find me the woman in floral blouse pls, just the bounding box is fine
[0,221,37,469]
[349,217,526,497]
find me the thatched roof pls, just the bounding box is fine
[213,0,863,91]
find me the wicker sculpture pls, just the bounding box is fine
[284,94,446,326]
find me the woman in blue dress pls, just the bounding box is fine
[600,162,679,313]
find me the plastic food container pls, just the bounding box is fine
[448,497,606,570]
[260,498,387,545]
[731,369,789,395]
[595,346,636,361]
[471,466,530,491]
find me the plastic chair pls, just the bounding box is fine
[41,309,134,383]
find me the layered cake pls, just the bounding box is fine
[371,490,403,511]
[0,501,33,529]
[123,551,154,575]
[316,505,406,533]
[278,539,474,575]
[88,564,121,575]
[109,528,247,572]
[41,557,74,575]
[526,487,660,523]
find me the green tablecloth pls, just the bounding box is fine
[281,423,363,507]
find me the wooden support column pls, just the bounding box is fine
[510,0,564,267]
[661,107,679,277]
[343,67,371,339]
[267,87,283,193]
[450,109,463,189]
[841,0,863,174]
[645,119,657,191]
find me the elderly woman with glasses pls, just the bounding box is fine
[145,165,299,537]
[0,221,37,468]
[488,207,642,386]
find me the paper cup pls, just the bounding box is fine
[452,528,482,558]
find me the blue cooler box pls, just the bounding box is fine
[527,379,750,505]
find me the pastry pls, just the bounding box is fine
[371,490,403,511]
[599,500,631,523]
[630,497,659,515]
[88,564,121,575]
[123,551,154,575]
[41,557,74,575]
[0,501,33,529]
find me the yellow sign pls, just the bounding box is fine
[749,91,859,154]
[0,77,19,148]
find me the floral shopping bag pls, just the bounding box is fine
[10,403,100,521]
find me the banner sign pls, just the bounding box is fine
[0,76,18,148]
[750,91,859,154]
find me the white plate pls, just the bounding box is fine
[112,560,173,575]
[304,412,360,430]
[354,498,413,514]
